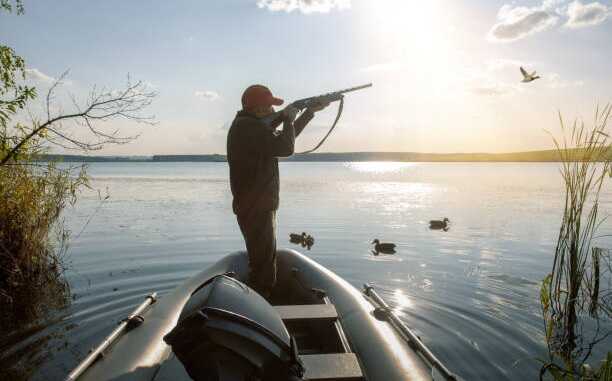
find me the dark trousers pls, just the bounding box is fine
[237,210,277,297]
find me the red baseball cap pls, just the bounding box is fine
[241,85,284,110]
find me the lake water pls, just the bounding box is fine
[5,162,612,380]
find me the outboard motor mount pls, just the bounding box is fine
[164,275,304,381]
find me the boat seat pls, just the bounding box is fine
[274,304,338,322]
[302,353,364,381]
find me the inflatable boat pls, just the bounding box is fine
[67,249,457,381]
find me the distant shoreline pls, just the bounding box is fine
[38,148,611,163]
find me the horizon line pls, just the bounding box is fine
[45,148,591,157]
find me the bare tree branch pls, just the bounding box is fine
[1,74,157,165]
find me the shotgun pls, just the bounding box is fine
[261,83,372,127]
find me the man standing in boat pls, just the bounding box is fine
[227,85,329,297]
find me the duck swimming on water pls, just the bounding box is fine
[303,234,315,250]
[289,232,315,250]
[371,239,396,254]
[289,232,306,244]
[429,218,449,230]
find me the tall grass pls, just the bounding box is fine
[540,104,612,379]
[0,160,87,332]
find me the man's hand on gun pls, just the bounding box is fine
[282,96,331,122]
[281,105,299,122]
[306,97,331,113]
[264,84,370,128]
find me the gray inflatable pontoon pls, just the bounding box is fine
[67,249,457,381]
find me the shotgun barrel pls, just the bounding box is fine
[261,83,372,127]
[291,83,373,110]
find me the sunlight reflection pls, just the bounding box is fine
[392,288,414,314]
[346,162,415,174]
[355,182,434,212]
[358,182,432,194]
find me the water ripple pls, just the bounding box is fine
[2,162,610,380]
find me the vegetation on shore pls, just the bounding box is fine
[0,0,155,340]
[540,104,612,380]
[0,162,86,328]
[34,147,612,163]
[2,1,612,380]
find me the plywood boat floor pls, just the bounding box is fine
[302,353,363,381]
[275,304,338,322]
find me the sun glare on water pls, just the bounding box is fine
[393,288,415,313]
[348,162,414,173]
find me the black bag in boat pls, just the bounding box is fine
[163,274,304,381]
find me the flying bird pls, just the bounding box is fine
[520,66,540,83]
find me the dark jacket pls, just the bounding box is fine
[227,110,313,216]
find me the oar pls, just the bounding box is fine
[363,284,458,381]
[66,292,157,381]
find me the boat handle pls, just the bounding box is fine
[66,292,157,381]
[363,284,458,381]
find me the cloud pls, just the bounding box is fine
[488,0,610,41]
[194,90,220,101]
[463,59,526,96]
[464,71,520,97]
[470,86,509,96]
[488,2,559,42]
[485,58,526,71]
[565,1,610,28]
[545,72,584,88]
[25,68,55,83]
[464,59,583,94]
[256,0,350,14]
[470,83,519,97]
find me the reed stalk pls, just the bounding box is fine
[540,104,612,379]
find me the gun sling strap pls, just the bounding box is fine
[299,95,344,154]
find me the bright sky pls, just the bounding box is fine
[1,0,611,154]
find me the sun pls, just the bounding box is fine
[356,0,460,97]
[361,0,446,59]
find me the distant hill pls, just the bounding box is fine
[284,148,610,162]
[40,148,612,163]
[36,154,152,162]
[152,154,226,162]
